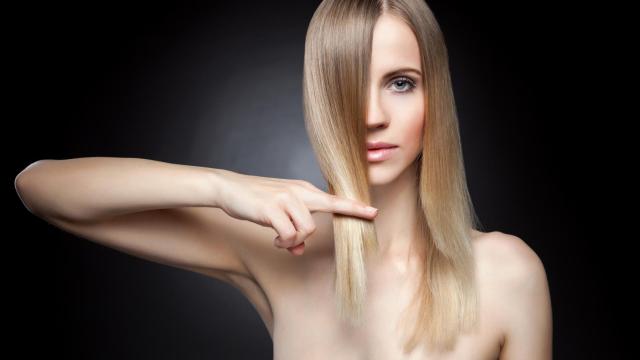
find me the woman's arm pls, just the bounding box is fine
[14,157,254,282]
[15,157,224,222]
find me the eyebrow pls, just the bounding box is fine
[381,67,423,81]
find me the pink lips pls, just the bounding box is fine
[366,141,397,150]
[366,141,398,162]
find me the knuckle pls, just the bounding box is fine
[281,229,297,242]
[275,235,290,246]
[291,179,307,186]
[299,228,312,237]
[274,238,282,247]
[298,180,315,189]
[304,224,317,235]
[289,178,311,187]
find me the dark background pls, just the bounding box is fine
[7,0,627,358]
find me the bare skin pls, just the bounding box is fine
[15,158,551,359]
[227,210,543,360]
[14,13,551,359]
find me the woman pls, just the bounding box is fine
[14,0,552,358]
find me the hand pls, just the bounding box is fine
[214,170,378,256]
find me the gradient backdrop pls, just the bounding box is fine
[8,0,623,358]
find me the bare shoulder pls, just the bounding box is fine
[471,230,546,276]
[471,230,553,358]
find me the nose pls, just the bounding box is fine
[366,87,388,129]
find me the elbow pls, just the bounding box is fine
[15,160,51,217]
[17,160,49,178]
[15,178,33,218]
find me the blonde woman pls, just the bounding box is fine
[14,0,552,358]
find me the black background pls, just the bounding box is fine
[7,0,628,358]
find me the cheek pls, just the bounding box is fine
[396,96,424,152]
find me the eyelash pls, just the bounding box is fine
[388,76,417,93]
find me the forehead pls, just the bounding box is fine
[370,14,421,74]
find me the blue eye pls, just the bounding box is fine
[389,76,417,93]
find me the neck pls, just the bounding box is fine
[369,160,423,266]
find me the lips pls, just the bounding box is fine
[367,146,398,162]
[366,141,398,150]
[366,141,399,162]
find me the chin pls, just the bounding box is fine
[367,167,402,186]
[368,155,420,186]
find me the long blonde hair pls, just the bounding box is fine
[302,0,484,353]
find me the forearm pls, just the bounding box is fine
[14,157,228,222]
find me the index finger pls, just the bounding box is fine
[309,193,378,219]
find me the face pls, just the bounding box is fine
[366,13,425,186]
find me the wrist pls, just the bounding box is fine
[205,167,230,208]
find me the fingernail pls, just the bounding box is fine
[366,206,378,213]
